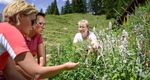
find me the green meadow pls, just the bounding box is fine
[43,3,150,80]
[44,13,112,47]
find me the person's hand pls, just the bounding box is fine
[91,41,100,49]
[39,57,44,66]
[33,57,45,80]
[63,62,79,70]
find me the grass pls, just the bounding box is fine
[43,2,150,79]
[43,13,113,47]
[43,13,113,79]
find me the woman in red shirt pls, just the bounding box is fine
[0,0,79,79]
[25,13,46,66]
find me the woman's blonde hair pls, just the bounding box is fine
[2,0,37,24]
[78,19,89,27]
[3,0,37,17]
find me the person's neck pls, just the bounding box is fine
[82,31,89,40]
[25,31,36,41]
[15,25,27,36]
[28,30,36,38]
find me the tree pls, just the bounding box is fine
[53,0,59,15]
[46,0,59,15]
[90,0,104,15]
[46,5,51,14]
[61,6,64,15]
[86,0,92,12]
[103,0,131,19]
[72,0,87,13]
[103,0,117,19]
[40,9,44,13]
[62,0,72,14]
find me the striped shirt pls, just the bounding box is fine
[0,22,29,71]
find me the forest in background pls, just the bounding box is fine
[45,0,132,19]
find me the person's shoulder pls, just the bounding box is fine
[89,31,97,38]
[74,33,82,37]
[0,22,22,37]
[0,22,17,32]
[75,33,81,35]
[89,31,94,33]
[34,34,43,40]
[35,34,42,38]
[0,22,12,27]
[89,31,95,35]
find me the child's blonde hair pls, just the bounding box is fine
[78,19,89,27]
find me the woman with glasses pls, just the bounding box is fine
[0,0,79,79]
[25,12,46,66]
[18,12,46,79]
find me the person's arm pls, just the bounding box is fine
[2,25,78,79]
[15,65,33,79]
[3,57,27,80]
[37,43,45,66]
[14,52,79,79]
[90,32,99,49]
[90,32,97,42]
[37,35,45,66]
[73,33,81,43]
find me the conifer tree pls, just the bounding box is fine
[62,0,72,14]
[72,0,86,13]
[61,6,64,15]
[40,9,44,13]
[46,0,59,15]
[46,5,51,14]
[90,0,104,15]
[53,0,59,15]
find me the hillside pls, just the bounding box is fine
[44,13,113,47]
[43,2,150,80]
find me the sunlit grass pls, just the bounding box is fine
[44,13,112,47]
[43,2,150,79]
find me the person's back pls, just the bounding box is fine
[0,22,29,71]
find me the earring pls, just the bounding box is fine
[16,15,20,25]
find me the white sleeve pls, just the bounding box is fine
[89,32,100,49]
[73,33,78,43]
[89,32,97,42]
[73,33,82,43]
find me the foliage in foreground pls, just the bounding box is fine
[45,3,150,80]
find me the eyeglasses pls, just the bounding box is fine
[37,22,46,26]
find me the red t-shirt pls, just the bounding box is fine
[0,22,29,71]
[25,34,43,57]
